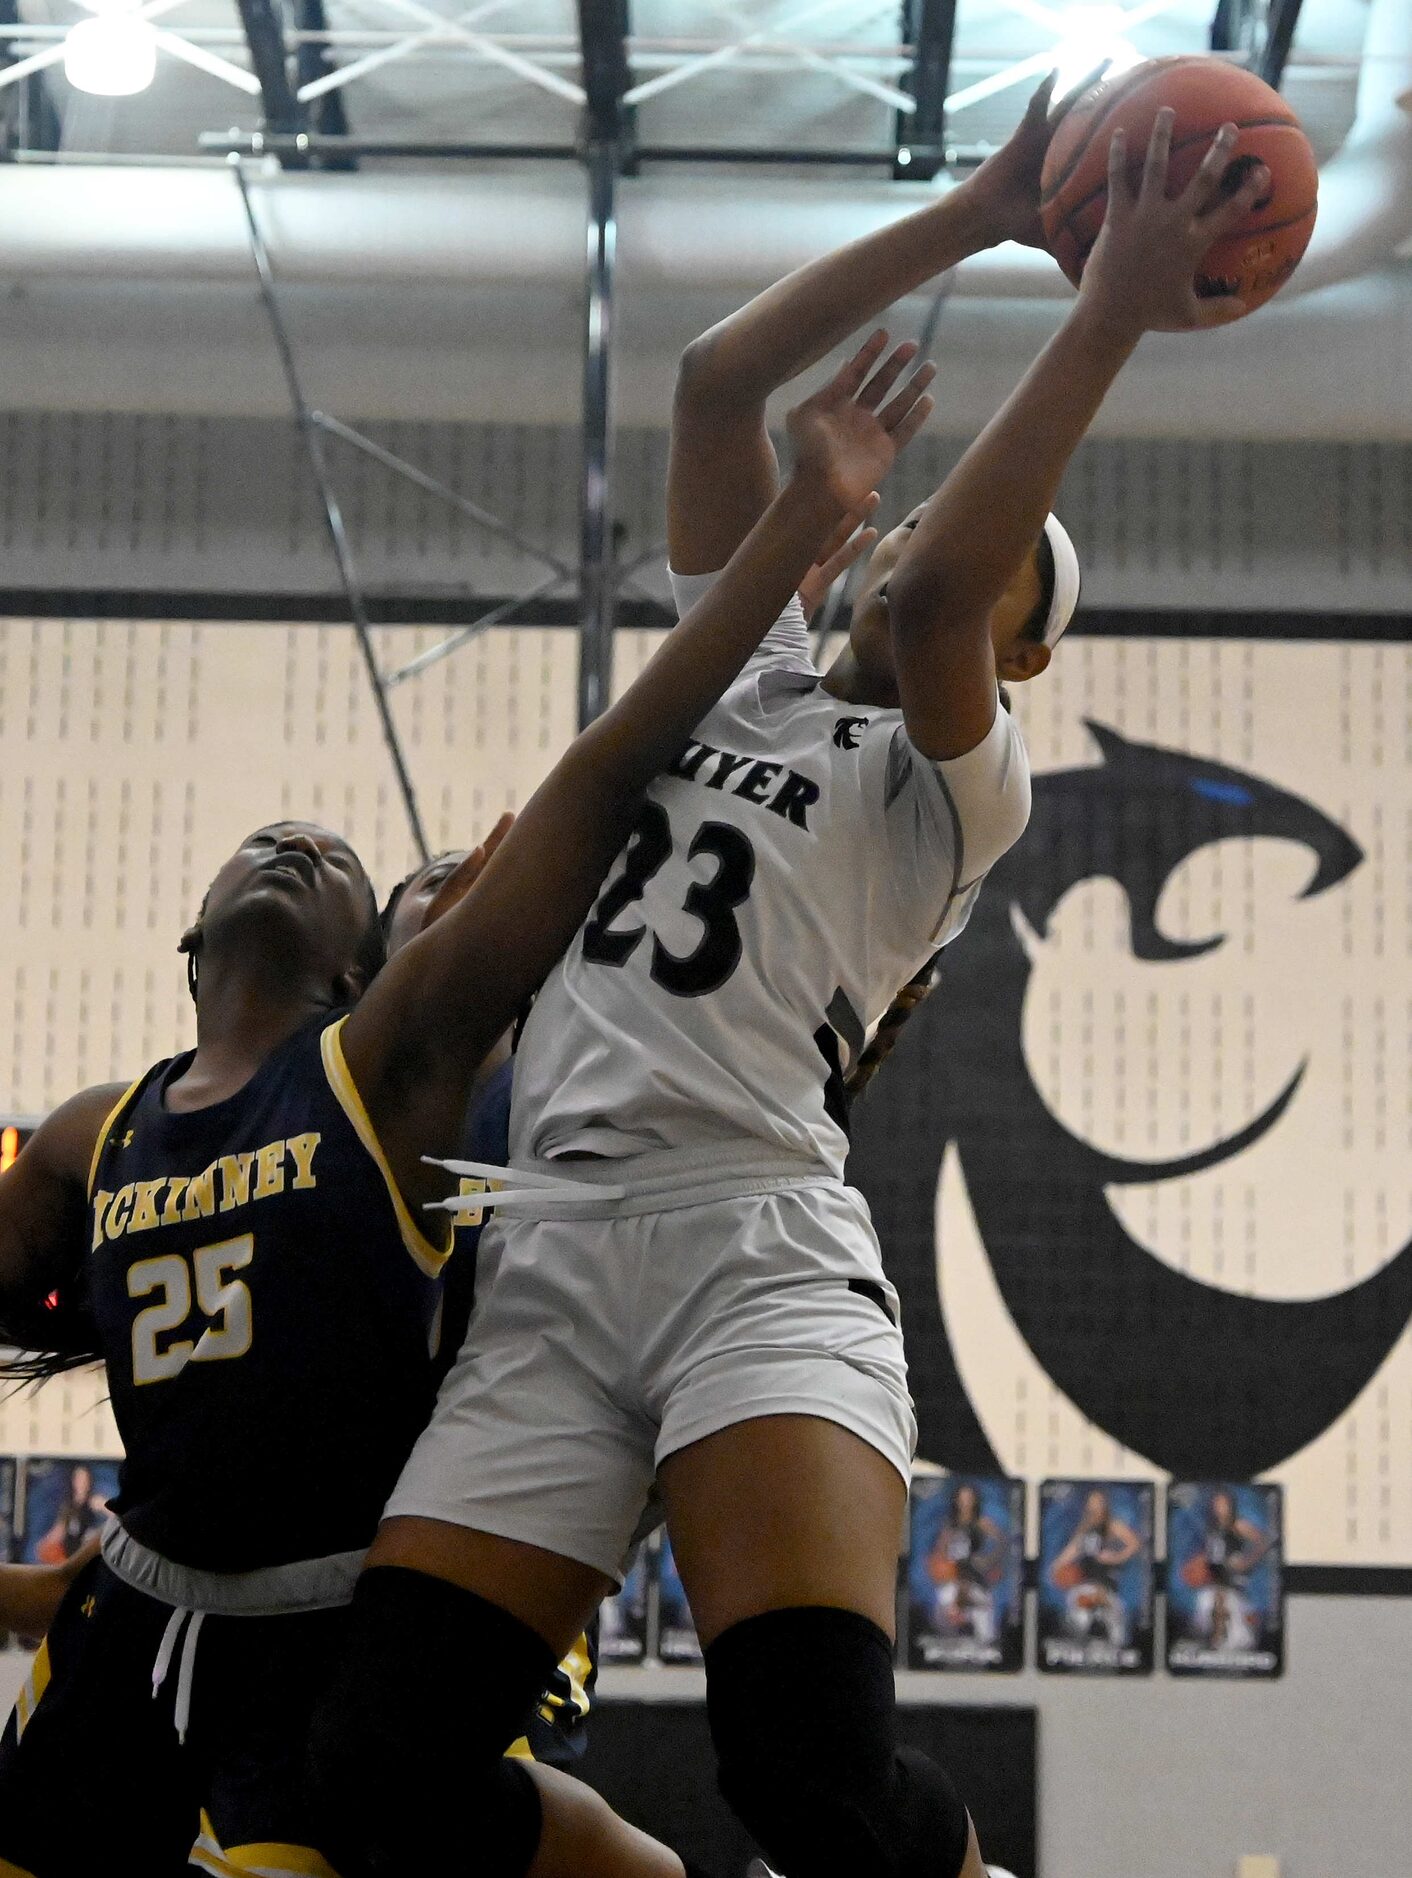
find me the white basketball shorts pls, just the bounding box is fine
[385,1145,917,1582]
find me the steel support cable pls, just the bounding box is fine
[232,156,430,860]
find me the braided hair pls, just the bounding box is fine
[845,955,940,1100]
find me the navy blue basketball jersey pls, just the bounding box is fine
[86,1011,452,1572]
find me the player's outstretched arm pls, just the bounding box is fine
[344,337,935,1194]
[0,1086,121,1368]
[0,1534,101,1637]
[887,113,1270,762]
[667,72,1089,576]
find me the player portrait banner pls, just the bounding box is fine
[18,1456,119,1568]
[848,638,1412,1574]
[1166,1481,1284,1678]
[905,1475,1024,1672]
[1037,1479,1155,1675]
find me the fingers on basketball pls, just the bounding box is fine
[1140,107,1176,199]
[1185,122,1240,214]
[1200,161,1273,241]
[1105,129,1131,217]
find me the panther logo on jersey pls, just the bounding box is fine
[832,717,869,750]
[851,722,1412,1482]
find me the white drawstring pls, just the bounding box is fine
[420,1153,627,1220]
[151,1605,206,1744]
[152,1607,185,1698]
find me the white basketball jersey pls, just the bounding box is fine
[511,573,1032,1179]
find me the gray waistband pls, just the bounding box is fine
[503,1144,845,1220]
[102,1520,365,1617]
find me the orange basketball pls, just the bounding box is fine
[1040,57,1318,318]
[1181,1555,1211,1589]
[930,1556,959,1585]
[1053,1561,1083,1591]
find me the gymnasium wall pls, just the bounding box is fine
[0,416,1409,1878]
[0,415,1407,617]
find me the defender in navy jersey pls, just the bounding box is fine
[0,340,928,1878]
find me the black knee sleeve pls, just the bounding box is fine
[704,1607,970,1878]
[306,1566,556,1878]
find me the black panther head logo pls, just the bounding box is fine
[833,717,869,751]
[851,723,1412,1481]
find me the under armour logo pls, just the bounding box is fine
[121,1131,134,1149]
[81,1595,96,1619]
[833,717,869,751]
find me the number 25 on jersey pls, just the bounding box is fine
[128,1234,254,1385]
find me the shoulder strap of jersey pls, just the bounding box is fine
[86,1064,167,1200]
[318,1015,453,1279]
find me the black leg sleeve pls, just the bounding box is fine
[306,1566,557,1878]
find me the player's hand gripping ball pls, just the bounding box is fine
[1040,57,1318,317]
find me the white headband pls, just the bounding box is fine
[1041,512,1081,648]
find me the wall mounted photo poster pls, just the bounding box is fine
[1037,1478,1155,1675]
[18,1456,120,1566]
[1166,1481,1284,1678]
[599,1541,651,1663]
[655,1531,703,1665]
[905,1474,1024,1672]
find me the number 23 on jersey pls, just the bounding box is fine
[582,802,756,998]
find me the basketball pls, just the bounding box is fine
[1053,1561,1084,1591]
[1040,57,1319,317]
[1181,1555,1212,1590]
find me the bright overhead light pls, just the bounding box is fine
[1050,5,1143,100]
[63,11,158,97]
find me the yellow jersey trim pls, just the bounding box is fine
[505,1735,534,1761]
[87,1075,147,1201]
[0,1858,40,1878]
[13,1639,51,1742]
[192,1814,340,1878]
[319,1018,453,1280]
[538,1632,594,1724]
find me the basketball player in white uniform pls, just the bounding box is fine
[310,102,1270,1878]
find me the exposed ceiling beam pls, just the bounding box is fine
[295,0,354,170]
[579,0,635,170]
[895,0,957,181]
[0,0,60,155]
[1258,0,1304,89]
[234,0,307,168]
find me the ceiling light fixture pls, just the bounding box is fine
[63,8,159,97]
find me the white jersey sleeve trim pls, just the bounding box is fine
[668,566,815,674]
[925,701,1032,890]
